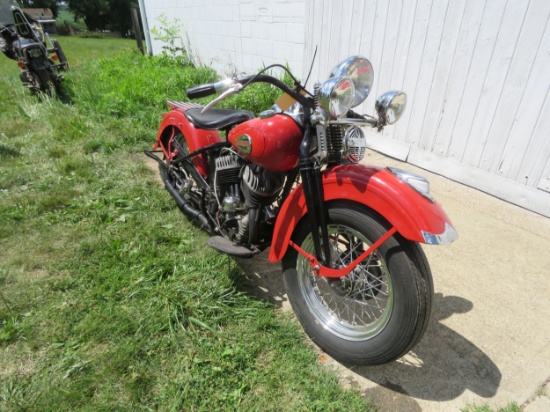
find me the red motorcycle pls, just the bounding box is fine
[146,56,458,365]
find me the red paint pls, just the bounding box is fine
[228,115,302,172]
[268,163,456,263]
[289,227,397,278]
[154,108,222,176]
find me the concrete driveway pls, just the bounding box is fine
[145,148,550,410]
[235,149,550,411]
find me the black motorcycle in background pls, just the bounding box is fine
[0,1,68,95]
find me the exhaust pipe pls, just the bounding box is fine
[163,177,210,229]
[144,150,212,230]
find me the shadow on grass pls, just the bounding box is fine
[0,144,21,158]
[233,251,502,405]
[51,81,75,105]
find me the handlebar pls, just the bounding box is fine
[186,74,312,109]
[186,83,216,99]
[186,77,251,99]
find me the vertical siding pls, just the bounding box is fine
[142,0,306,76]
[305,0,550,216]
[141,0,550,216]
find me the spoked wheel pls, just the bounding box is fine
[159,130,188,174]
[282,203,433,365]
[25,70,57,96]
[21,71,42,94]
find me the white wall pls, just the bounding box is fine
[305,0,550,217]
[142,0,305,76]
[141,0,550,218]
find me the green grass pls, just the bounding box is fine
[462,404,521,412]
[0,42,373,410]
[0,36,136,78]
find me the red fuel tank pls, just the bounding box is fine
[228,114,302,172]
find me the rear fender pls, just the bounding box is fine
[268,163,457,263]
[154,108,222,176]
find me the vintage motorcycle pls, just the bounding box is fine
[0,2,68,95]
[146,56,458,365]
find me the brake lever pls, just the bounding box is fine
[201,83,243,114]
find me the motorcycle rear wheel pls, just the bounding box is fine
[159,130,189,180]
[282,202,433,365]
[158,131,203,205]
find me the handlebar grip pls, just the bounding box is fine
[236,75,255,85]
[186,83,216,99]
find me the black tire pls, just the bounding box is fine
[282,202,434,365]
[29,68,55,96]
[158,130,190,182]
[158,130,203,210]
[22,71,41,94]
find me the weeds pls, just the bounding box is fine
[462,403,521,412]
[0,40,370,410]
[151,14,189,60]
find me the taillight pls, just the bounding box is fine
[17,61,25,69]
[51,54,59,61]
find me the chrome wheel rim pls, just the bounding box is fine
[296,224,393,341]
[171,133,189,158]
[167,133,190,186]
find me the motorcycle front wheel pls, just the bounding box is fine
[24,69,57,96]
[282,202,433,365]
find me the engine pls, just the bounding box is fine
[214,152,285,245]
[241,165,285,208]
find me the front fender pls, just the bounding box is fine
[268,163,457,263]
[154,108,222,176]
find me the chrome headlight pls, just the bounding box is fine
[318,77,355,119]
[375,91,407,125]
[343,126,367,163]
[388,167,434,201]
[330,56,374,108]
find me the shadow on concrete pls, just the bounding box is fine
[353,293,502,402]
[233,252,502,404]
[232,251,288,309]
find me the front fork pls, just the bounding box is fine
[296,121,396,278]
[298,122,332,266]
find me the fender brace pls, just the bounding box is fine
[289,227,397,278]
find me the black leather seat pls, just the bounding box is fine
[184,108,254,130]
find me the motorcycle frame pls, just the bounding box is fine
[153,78,456,275]
[2,7,66,71]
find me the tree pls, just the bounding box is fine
[67,0,109,32]
[66,0,136,37]
[108,0,135,37]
